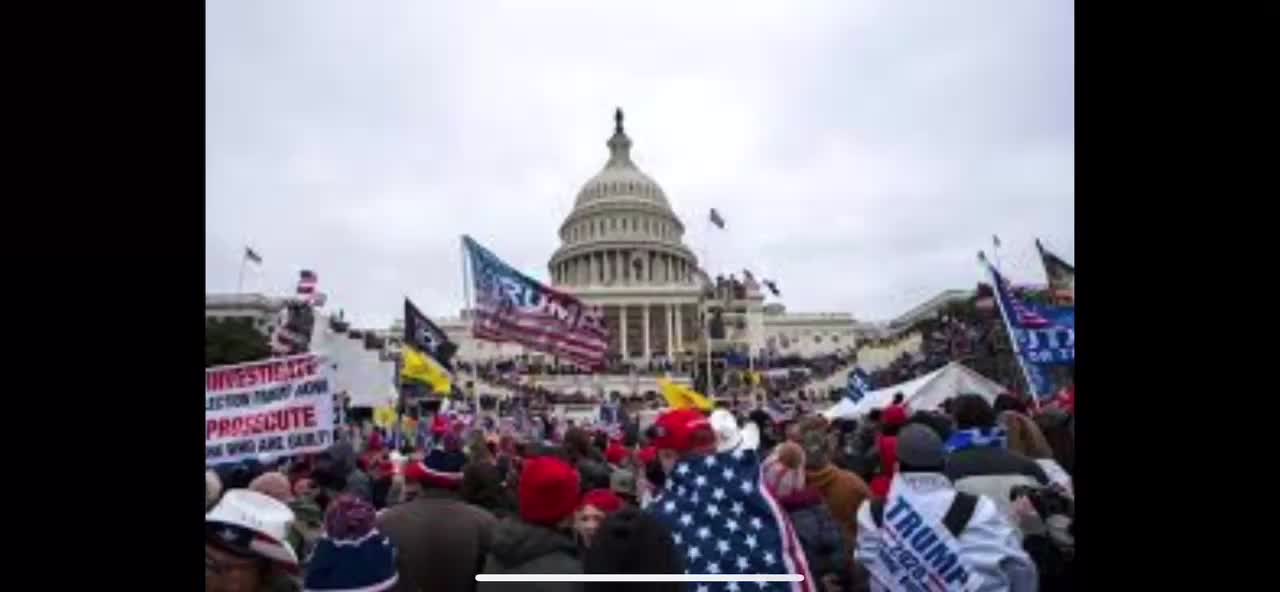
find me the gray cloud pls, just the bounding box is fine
[207,0,1073,328]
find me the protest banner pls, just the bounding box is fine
[206,353,336,465]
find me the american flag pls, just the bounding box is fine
[463,235,609,369]
[297,270,317,295]
[989,266,1050,328]
[648,448,814,592]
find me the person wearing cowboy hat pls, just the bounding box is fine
[206,489,301,592]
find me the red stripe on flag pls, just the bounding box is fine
[472,323,605,368]
[473,304,608,343]
[472,309,609,352]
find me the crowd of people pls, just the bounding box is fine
[207,387,1075,592]
[457,349,862,408]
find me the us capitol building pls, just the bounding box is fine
[437,109,861,371]
[205,111,964,402]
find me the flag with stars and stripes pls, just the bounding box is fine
[647,448,814,592]
[463,235,609,369]
[989,267,1051,328]
[983,258,1074,398]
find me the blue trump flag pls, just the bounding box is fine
[846,368,872,404]
[987,262,1074,398]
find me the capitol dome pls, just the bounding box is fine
[549,109,699,289]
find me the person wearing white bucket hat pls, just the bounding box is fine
[206,489,300,592]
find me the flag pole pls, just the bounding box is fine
[980,251,1039,403]
[460,236,481,413]
[992,235,1003,274]
[703,216,715,400]
[237,250,248,293]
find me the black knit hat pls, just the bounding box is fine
[583,508,685,592]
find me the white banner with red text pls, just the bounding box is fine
[206,354,336,466]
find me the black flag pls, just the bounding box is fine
[762,279,781,297]
[404,298,458,371]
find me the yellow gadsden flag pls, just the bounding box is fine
[401,346,452,395]
[658,378,714,412]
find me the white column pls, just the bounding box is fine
[674,304,683,354]
[670,304,680,356]
[613,251,620,284]
[620,303,629,359]
[642,304,651,360]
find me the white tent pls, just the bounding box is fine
[823,362,1007,420]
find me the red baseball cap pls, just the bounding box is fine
[649,409,715,454]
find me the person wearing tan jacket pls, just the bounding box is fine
[798,416,872,551]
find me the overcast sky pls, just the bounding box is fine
[207,0,1073,329]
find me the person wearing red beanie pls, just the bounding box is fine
[574,488,624,549]
[604,440,628,467]
[478,457,584,592]
[637,445,658,467]
[518,457,582,527]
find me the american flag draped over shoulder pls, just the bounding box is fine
[647,448,814,592]
[463,235,608,369]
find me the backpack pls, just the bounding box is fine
[869,491,978,538]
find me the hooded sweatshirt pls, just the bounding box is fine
[478,518,582,592]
